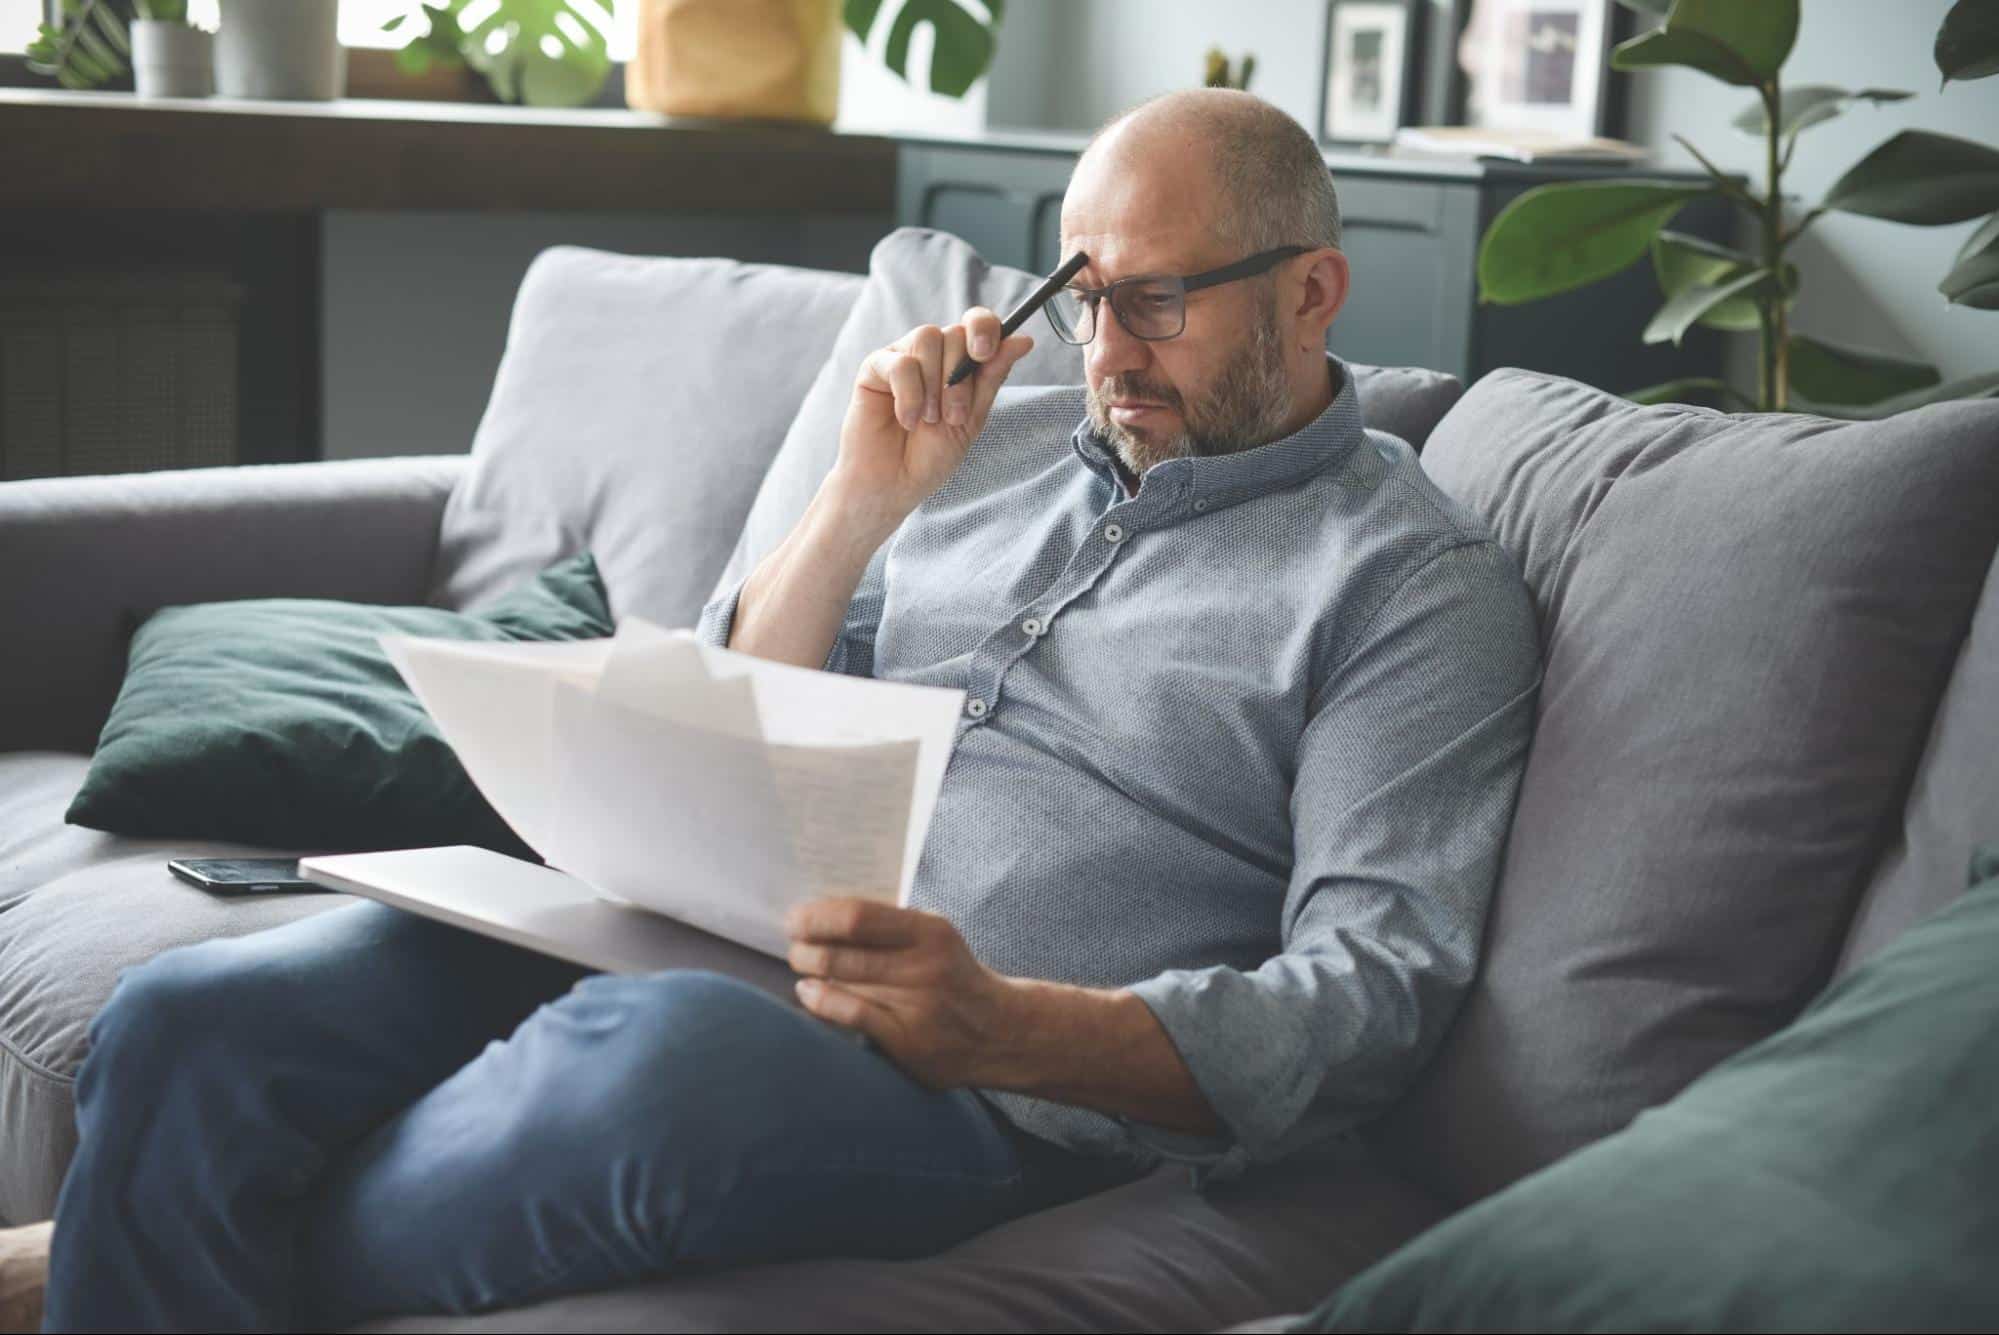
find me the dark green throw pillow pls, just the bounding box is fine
[67,552,614,857]
[1297,842,1999,1334]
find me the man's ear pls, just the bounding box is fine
[1294,248,1350,349]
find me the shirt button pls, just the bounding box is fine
[1021,616,1045,637]
[965,698,988,718]
[1102,522,1125,543]
[1193,498,1209,512]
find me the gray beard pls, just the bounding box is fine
[1085,291,1296,479]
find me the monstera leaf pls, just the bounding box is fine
[846,0,1005,98]
[383,0,610,106]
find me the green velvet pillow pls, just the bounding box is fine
[1297,841,1999,1333]
[67,552,614,857]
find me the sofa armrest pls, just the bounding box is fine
[0,455,467,755]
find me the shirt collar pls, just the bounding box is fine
[1068,354,1367,511]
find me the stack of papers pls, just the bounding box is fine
[379,619,968,958]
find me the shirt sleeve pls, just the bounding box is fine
[692,536,893,679]
[1122,538,1545,1184]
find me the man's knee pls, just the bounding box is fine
[514,971,817,1146]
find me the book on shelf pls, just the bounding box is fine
[1389,126,1651,165]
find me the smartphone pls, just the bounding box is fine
[167,857,327,895]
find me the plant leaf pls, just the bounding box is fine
[1936,0,1999,84]
[1729,85,1911,139]
[845,0,887,40]
[1788,333,1941,405]
[1940,211,1999,308]
[1478,180,1710,305]
[1612,0,1799,87]
[1643,267,1775,346]
[1795,369,1999,418]
[1825,130,1999,224]
[881,0,999,98]
[452,0,610,107]
[1625,377,1750,408]
[1650,230,1794,331]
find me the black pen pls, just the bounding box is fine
[944,250,1090,388]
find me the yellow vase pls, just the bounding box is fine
[626,0,844,125]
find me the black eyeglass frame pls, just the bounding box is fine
[1042,244,1315,345]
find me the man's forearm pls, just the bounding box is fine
[728,472,902,669]
[981,979,1224,1138]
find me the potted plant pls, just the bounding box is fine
[129,0,211,98]
[380,0,1005,119]
[213,0,344,101]
[1474,0,1999,415]
[25,0,139,90]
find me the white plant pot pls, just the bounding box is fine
[131,20,213,98]
[214,0,345,101]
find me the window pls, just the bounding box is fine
[1,0,39,53]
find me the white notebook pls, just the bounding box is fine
[301,619,966,961]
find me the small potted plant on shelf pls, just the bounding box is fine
[130,1,211,98]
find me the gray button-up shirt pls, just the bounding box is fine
[696,355,1543,1185]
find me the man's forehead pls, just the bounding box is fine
[1058,222,1228,283]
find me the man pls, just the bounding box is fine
[22,87,1542,1332]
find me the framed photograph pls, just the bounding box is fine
[1454,0,1617,138]
[1318,1,1422,147]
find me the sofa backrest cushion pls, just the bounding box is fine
[1834,542,1999,978]
[710,226,1464,599]
[1368,369,1999,1206]
[429,246,863,625]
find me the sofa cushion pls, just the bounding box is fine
[65,553,612,857]
[0,753,346,1224]
[1834,542,1999,977]
[1298,843,1999,1333]
[710,226,1463,599]
[1370,370,1999,1206]
[430,247,864,626]
[356,1135,1449,1335]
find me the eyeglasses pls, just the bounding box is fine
[1042,245,1312,346]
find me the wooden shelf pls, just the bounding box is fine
[0,88,898,214]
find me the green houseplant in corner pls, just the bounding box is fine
[1475,0,1999,415]
[24,0,190,90]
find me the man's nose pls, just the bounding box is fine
[1085,300,1150,383]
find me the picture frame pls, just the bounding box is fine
[1318,0,1423,147]
[1450,0,1619,139]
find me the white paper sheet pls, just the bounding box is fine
[377,618,966,958]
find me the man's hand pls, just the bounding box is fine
[786,897,1021,1090]
[828,308,1036,527]
[785,896,1225,1139]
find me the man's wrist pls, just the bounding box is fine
[815,469,910,550]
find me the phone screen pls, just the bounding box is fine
[168,857,323,894]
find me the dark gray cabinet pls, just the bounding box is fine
[897,131,1733,396]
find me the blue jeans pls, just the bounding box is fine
[44,900,1133,1331]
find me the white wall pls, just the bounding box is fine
[1626,0,1999,382]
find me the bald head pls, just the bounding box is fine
[1075,89,1342,253]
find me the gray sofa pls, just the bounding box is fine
[2,229,1996,1332]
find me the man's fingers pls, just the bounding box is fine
[962,305,1002,359]
[795,977,883,1034]
[970,334,1036,419]
[786,896,930,947]
[940,324,970,425]
[787,941,926,984]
